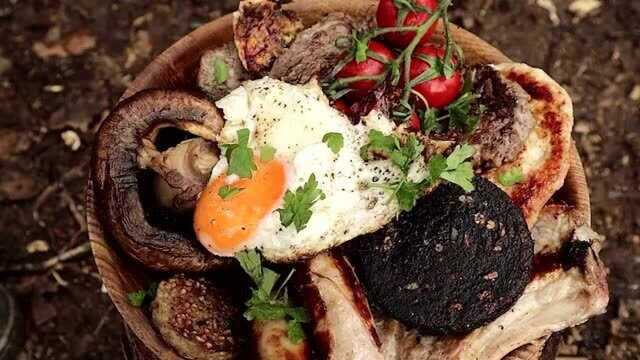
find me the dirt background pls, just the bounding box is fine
[0,0,637,359]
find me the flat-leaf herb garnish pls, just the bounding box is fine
[364,133,476,210]
[498,167,525,187]
[428,144,476,192]
[322,132,344,155]
[127,282,158,308]
[260,145,276,162]
[213,58,230,84]
[225,128,257,179]
[277,174,326,232]
[235,250,309,343]
[218,185,243,200]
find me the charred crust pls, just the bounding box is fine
[506,71,553,102]
[346,178,533,335]
[533,238,592,280]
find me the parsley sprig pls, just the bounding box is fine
[213,57,229,84]
[218,185,243,200]
[363,131,476,210]
[224,128,257,179]
[235,250,309,343]
[277,174,326,232]
[498,167,525,187]
[127,282,158,308]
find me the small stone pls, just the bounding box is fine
[0,56,12,76]
[569,0,602,18]
[484,272,499,281]
[43,84,64,93]
[61,130,81,151]
[629,85,640,102]
[26,240,49,254]
[405,282,419,290]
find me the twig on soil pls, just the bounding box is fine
[32,162,86,226]
[0,242,91,274]
[61,189,87,231]
[93,305,113,336]
[51,269,69,287]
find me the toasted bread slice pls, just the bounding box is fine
[485,63,574,227]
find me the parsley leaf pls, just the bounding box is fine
[287,320,306,343]
[360,130,397,160]
[447,91,482,133]
[498,167,525,187]
[127,282,158,308]
[260,145,276,162]
[127,291,146,307]
[213,58,229,84]
[235,250,309,343]
[428,154,447,183]
[236,249,263,284]
[322,132,344,155]
[427,144,476,192]
[446,144,476,170]
[422,108,440,135]
[277,174,326,232]
[361,130,423,175]
[226,129,257,179]
[218,185,243,200]
[440,162,475,192]
[395,180,427,211]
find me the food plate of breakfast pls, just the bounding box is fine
[86,0,609,359]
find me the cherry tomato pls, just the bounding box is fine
[409,45,462,109]
[409,112,422,131]
[332,99,353,116]
[377,0,439,48]
[336,40,395,92]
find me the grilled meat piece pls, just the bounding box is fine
[469,65,536,168]
[296,253,383,360]
[375,205,608,360]
[234,0,303,76]
[347,178,533,335]
[151,275,245,360]
[270,13,354,84]
[198,44,250,101]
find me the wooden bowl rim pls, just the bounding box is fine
[86,1,591,358]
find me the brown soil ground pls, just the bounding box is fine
[0,1,638,359]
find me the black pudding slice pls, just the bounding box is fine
[346,177,533,335]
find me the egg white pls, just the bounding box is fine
[212,78,426,261]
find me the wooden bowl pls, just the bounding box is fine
[86,0,591,358]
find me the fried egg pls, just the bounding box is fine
[194,78,426,261]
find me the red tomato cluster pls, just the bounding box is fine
[333,0,463,130]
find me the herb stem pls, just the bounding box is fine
[400,0,452,105]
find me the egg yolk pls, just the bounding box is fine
[194,159,287,256]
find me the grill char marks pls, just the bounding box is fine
[347,178,534,335]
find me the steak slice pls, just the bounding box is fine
[469,65,536,168]
[270,13,354,84]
